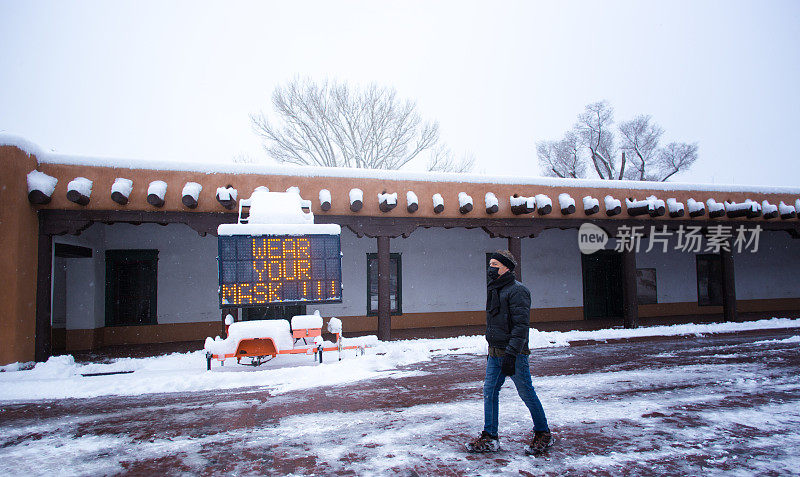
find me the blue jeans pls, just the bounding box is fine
[483,353,549,436]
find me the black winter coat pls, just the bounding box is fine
[486,272,531,354]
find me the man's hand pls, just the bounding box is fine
[501,353,516,376]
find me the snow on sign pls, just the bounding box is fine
[218,234,342,306]
[217,187,343,307]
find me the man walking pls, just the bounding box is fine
[466,250,553,456]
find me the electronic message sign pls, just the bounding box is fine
[218,234,342,307]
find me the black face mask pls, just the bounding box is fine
[487,266,500,283]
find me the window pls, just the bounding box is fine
[105,250,158,326]
[366,253,401,315]
[696,254,723,306]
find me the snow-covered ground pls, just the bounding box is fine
[1,318,800,402]
[0,323,798,476]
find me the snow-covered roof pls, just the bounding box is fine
[3,134,799,195]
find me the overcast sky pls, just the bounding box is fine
[1,1,799,187]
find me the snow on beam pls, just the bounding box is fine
[510,194,532,215]
[378,191,398,212]
[534,194,552,215]
[646,195,666,217]
[458,192,473,214]
[625,197,650,216]
[558,193,575,215]
[432,193,444,214]
[706,199,726,218]
[66,177,92,206]
[406,191,418,213]
[147,180,167,207]
[27,170,57,205]
[687,198,706,218]
[181,182,202,209]
[724,199,760,219]
[216,186,238,210]
[604,195,622,216]
[349,188,363,212]
[583,196,600,215]
[762,200,778,219]
[666,198,685,218]
[778,201,796,220]
[319,189,332,211]
[112,178,133,206]
[485,192,499,214]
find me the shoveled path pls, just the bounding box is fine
[2,328,800,476]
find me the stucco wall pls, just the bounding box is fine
[0,146,40,365]
[734,230,800,300]
[102,223,220,325]
[53,219,800,332]
[523,228,584,308]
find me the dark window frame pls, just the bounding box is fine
[696,254,723,306]
[366,253,402,316]
[105,249,159,327]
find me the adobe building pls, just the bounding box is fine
[2,136,799,366]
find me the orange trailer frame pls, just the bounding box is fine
[205,327,364,370]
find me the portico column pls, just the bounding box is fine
[508,237,522,282]
[621,248,639,329]
[377,235,391,341]
[35,228,52,362]
[721,247,738,322]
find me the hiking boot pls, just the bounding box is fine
[465,431,501,453]
[525,431,553,456]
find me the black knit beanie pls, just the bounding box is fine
[490,251,516,271]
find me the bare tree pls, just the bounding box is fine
[251,79,440,169]
[537,131,584,178]
[537,101,698,181]
[231,152,259,164]
[618,115,664,181]
[426,144,475,173]
[576,101,621,180]
[655,142,699,181]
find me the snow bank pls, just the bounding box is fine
[3,318,799,402]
